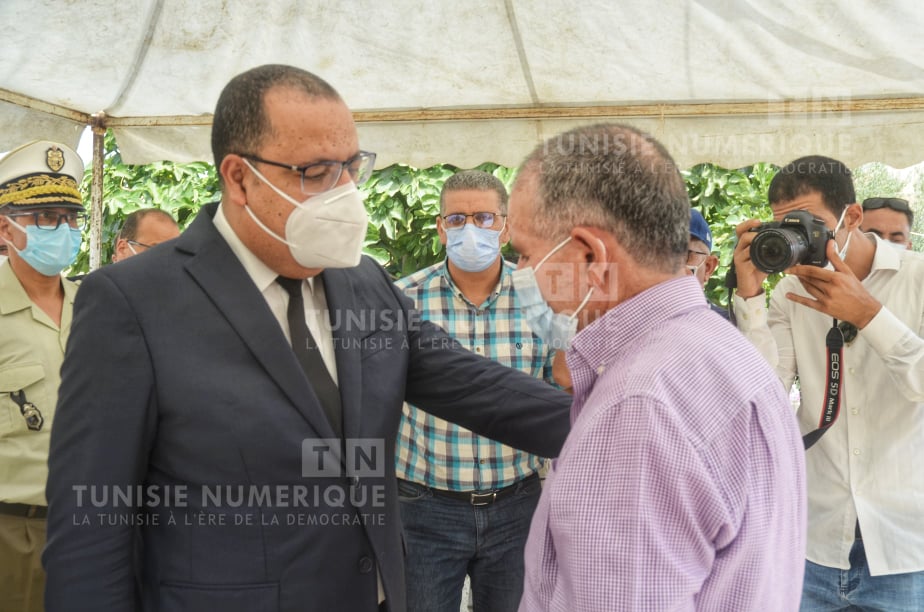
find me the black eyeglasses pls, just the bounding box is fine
[441,212,506,230]
[242,151,376,195]
[127,239,153,251]
[862,197,911,213]
[686,248,710,267]
[7,211,87,231]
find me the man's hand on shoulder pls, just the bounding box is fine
[787,240,881,328]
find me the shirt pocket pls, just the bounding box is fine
[0,362,47,434]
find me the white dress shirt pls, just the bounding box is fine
[735,234,924,575]
[212,205,337,382]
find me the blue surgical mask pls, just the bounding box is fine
[512,236,597,351]
[6,218,82,276]
[445,224,501,272]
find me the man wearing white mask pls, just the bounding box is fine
[43,65,571,612]
[860,196,914,251]
[509,123,805,611]
[733,156,924,611]
[0,139,85,612]
[395,170,555,612]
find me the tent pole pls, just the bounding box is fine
[89,113,106,271]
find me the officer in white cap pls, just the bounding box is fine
[0,140,85,612]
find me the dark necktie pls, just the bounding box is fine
[277,276,343,438]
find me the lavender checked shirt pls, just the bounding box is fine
[520,276,806,612]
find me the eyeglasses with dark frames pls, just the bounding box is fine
[126,240,154,251]
[441,212,506,230]
[686,248,710,268]
[7,211,87,231]
[241,151,376,195]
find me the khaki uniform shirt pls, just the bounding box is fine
[0,263,77,505]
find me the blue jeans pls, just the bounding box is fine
[397,476,541,612]
[801,539,924,611]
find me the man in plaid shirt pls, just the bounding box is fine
[395,170,556,612]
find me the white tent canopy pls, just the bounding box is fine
[3,0,924,171]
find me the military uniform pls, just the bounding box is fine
[0,263,78,608]
[0,140,84,612]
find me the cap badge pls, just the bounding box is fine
[46,146,65,172]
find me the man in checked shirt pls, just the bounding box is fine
[395,170,557,612]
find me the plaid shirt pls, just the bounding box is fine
[395,259,554,490]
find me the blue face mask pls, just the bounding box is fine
[6,218,82,276]
[445,224,502,272]
[511,236,597,351]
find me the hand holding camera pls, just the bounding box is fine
[750,211,832,273]
[733,211,831,298]
[734,212,881,327]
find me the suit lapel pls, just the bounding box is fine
[177,204,338,439]
[321,267,363,441]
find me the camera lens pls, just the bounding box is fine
[750,228,809,274]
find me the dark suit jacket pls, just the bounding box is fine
[43,203,571,612]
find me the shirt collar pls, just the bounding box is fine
[213,203,315,293]
[567,275,706,416]
[438,258,511,307]
[0,261,78,317]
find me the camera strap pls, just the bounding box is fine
[803,320,844,450]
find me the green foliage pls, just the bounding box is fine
[854,162,924,251]
[70,132,783,303]
[66,134,788,308]
[682,163,780,305]
[71,130,219,273]
[360,164,453,278]
[852,163,905,201]
[360,162,517,278]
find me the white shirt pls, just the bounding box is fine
[735,234,924,575]
[212,204,337,382]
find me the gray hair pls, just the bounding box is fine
[519,123,689,273]
[440,170,508,215]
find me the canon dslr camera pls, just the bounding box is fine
[749,210,832,274]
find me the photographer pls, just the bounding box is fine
[732,155,924,611]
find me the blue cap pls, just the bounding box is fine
[690,209,712,251]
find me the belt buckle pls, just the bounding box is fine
[470,491,497,506]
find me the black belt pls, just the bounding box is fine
[0,502,48,519]
[429,473,539,506]
[855,520,862,541]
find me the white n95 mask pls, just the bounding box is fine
[244,159,368,269]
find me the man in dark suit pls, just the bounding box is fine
[42,64,570,612]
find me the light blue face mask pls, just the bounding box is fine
[6,218,82,276]
[445,224,502,272]
[511,236,596,351]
